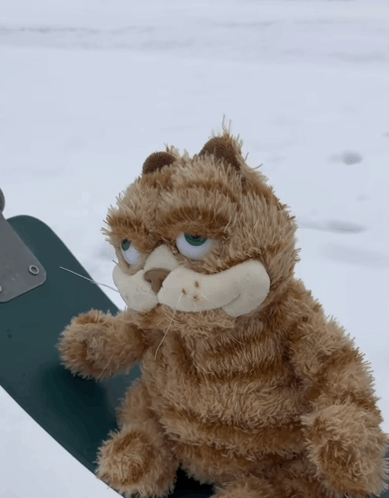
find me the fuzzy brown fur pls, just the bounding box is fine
[57,126,389,498]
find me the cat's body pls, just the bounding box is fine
[58,129,388,498]
[138,280,312,486]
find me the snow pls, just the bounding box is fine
[1,0,389,496]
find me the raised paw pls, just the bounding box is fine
[56,310,110,379]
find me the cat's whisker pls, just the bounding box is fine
[154,292,184,361]
[189,284,244,344]
[96,352,115,381]
[59,266,119,293]
[189,282,224,311]
[189,284,212,304]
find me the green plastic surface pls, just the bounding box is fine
[0,215,387,498]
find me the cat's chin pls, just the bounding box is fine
[127,302,237,334]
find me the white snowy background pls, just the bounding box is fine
[1,0,389,496]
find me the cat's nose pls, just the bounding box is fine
[143,269,170,294]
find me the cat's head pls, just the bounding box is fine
[103,128,299,331]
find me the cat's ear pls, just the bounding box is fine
[142,152,176,175]
[198,135,242,174]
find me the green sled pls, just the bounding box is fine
[0,197,387,498]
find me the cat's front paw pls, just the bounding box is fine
[56,310,110,378]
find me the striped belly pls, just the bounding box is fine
[142,332,310,476]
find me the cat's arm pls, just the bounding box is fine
[57,309,148,380]
[286,310,389,497]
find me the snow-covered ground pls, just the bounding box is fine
[1,0,389,496]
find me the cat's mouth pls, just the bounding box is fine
[113,258,270,318]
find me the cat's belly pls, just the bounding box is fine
[151,374,307,482]
[141,348,308,466]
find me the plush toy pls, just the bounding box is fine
[57,127,388,498]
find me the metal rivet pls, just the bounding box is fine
[29,265,39,275]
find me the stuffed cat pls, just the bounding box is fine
[57,127,389,498]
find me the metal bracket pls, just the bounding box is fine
[0,189,47,302]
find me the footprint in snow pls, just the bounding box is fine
[298,219,366,234]
[329,151,363,165]
[323,244,389,269]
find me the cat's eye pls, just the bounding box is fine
[121,239,140,265]
[176,233,213,260]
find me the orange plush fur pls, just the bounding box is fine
[57,127,389,498]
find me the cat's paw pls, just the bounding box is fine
[56,310,110,378]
